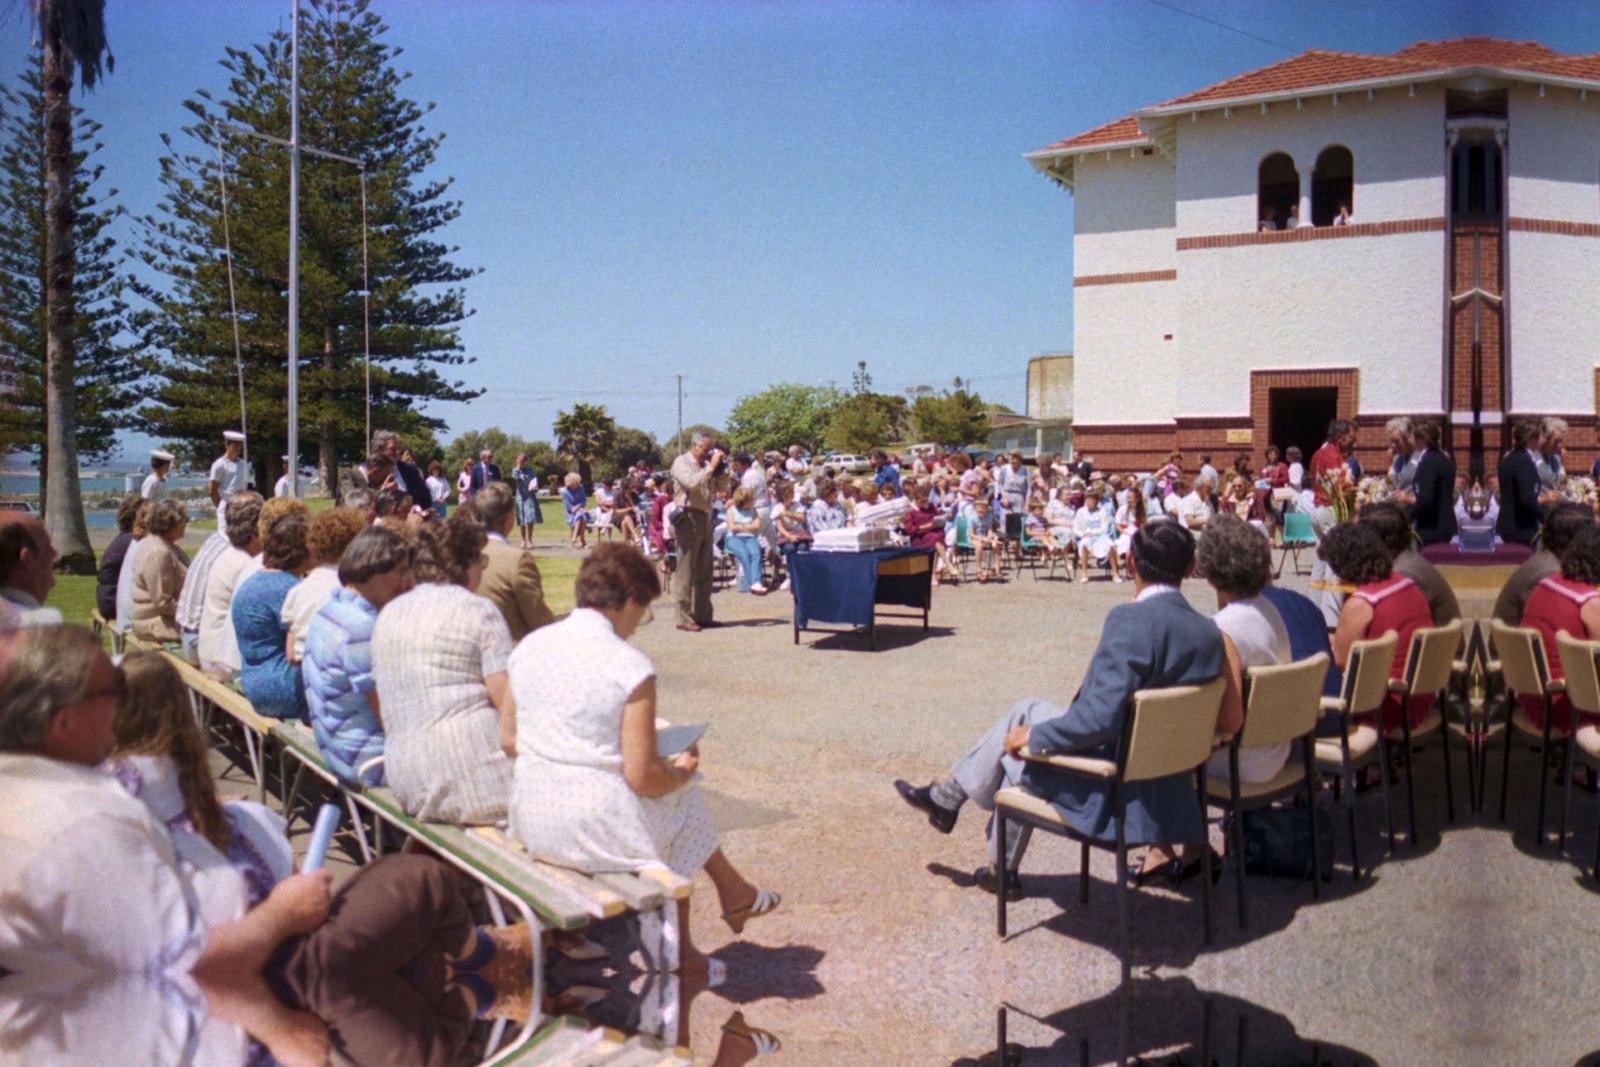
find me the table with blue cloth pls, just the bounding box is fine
[789,546,934,649]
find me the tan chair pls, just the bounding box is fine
[1206,654,1330,930]
[1554,631,1600,870]
[1389,619,1466,844]
[1313,631,1399,879]
[1489,619,1565,844]
[995,676,1227,984]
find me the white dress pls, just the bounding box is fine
[508,608,717,877]
[1204,596,1293,783]
[280,564,342,661]
[372,582,514,823]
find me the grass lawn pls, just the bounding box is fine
[47,551,582,631]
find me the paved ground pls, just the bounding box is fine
[201,544,1600,1065]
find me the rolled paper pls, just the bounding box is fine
[303,803,341,872]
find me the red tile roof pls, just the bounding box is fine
[1034,37,1600,156]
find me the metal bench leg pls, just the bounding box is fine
[344,795,373,864]
[996,806,1008,938]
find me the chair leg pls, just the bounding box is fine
[1079,839,1090,905]
[1593,805,1600,883]
[1344,763,1362,881]
[1230,786,1247,930]
[1304,742,1322,901]
[1375,727,1397,855]
[1537,697,1554,848]
[1116,823,1130,987]
[1440,700,1457,825]
[1499,699,1515,824]
[1198,769,1213,947]
[1560,732,1576,855]
[996,807,1007,939]
[1399,715,1418,847]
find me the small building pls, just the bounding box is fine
[1026,37,1600,478]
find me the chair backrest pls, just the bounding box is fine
[954,514,971,548]
[1556,631,1600,717]
[1401,618,1464,698]
[1342,630,1399,718]
[1239,653,1331,748]
[1490,618,1550,697]
[1282,511,1314,544]
[1123,676,1228,783]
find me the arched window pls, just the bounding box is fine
[1312,145,1354,226]
[1257,152,1298,231]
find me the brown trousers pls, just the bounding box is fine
[672,509,714,626]
[267,854,476,1067]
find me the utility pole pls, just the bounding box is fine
[676,374,683,450]
[287,0,300,497]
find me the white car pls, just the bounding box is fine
[823,454,874,475]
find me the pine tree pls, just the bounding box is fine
[0,50,138,507]
[131,0,480,493]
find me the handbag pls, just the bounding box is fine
[1240,806,1335,881]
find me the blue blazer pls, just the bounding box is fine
[1021,589,1224,846]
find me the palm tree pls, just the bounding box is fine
[553,403,616,492]
[32,0,112,573]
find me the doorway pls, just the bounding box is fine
[1268,387,1338,463]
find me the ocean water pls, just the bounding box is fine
[1,474,210,496]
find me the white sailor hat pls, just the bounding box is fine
[150,449,175,463]
[223,430,246,442]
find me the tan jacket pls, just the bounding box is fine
[477,535,555,643]
[670,451,728,511]
[131,536,189,642]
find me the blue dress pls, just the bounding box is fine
[561,485,588,527]
[232,569,306,720]
[513,467,543,526]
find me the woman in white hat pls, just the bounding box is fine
[141,450,174,501]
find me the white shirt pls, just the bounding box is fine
[1178,491,1212,527]
[274,474,298,499]
[426,474,451,504]
[209,454,250,522]
[139,473,167,501]
[739,466,771,509]
[1287,462,1305,489]
[0,753,205,979]
[1205,596,1292,784]
[176,532,231,633]
[280,564,342,661]
[115,537,142,630]
[0,587,62,631]
[197,545,257,674]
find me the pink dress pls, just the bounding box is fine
[1352,575,1433,732]
[1520,576,1599,733]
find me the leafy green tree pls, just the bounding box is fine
[596,425,659,481]
[553,402,615,491]
[662,423,721,458]
[133,0,480,496]
[440,426,542,476]
[910,378,991,447]
[27,0,113,573]
[725,383,839,455]
[823,394,888,454]
[0,53,140,507]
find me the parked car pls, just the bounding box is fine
[825,454,874,475]
[0,499,38,514]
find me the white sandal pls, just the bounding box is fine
[722,887,781,934]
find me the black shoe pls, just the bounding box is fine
[1170,848,1225,888]
[975,864,1025,902]
[1126,856,1182,888]
[894,779,958,834]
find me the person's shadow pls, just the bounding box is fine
[952,976,1376,1066]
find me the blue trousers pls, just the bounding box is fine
[726,534,763,591]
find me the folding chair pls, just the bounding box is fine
[1553,631,1600,866]
[1386,619,1466,843]
[951,514,976,582]
[1206,654,1329,929]
[994,676,1227,984]
[1275,511,1317,577]
[1312,631,1400,879]
[1489,619,1565,845]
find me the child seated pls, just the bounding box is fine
[969,498,1004,581]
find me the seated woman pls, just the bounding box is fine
[614,482,641,546]
[1114,482,1147,563]
[1021,497,1061,553]
[281,506,367,665]
[509,543,779,982]
[1519,523,1600,733]
[96,493,142,624]
[304,525,416,785]
[723,486,768,594]
[130,499,191,643]
[105,651,293,923]
[115,500,155,632]
[232,512,310,720]
[1322,522,1433,759]
[1072,487,1122,583]
[561,472,590,548]
[902,484,953,583]
[373,512,516,824]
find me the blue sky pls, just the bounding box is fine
[4,0,1600,463]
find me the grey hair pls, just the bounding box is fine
[691,431,714,447]
[1384,416,1413,437]
[1543,416,1569,438]
[338,525,416,585]
[1196,513,1273,599]
[223,492,265,548]
[371,429,400,452]
[345,488,375,512]
[470,481,516,528]
[145,499,189,537]
[0,626,105,751]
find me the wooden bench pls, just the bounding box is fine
[90,608,127,655]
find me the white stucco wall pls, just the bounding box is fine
[1507,86,1600,413]
[1175,87,1447,235]
[1507,85,1600,224]
[1071,151,1177,276]
[1176,232,1445,416]
[1072,281,1179,425]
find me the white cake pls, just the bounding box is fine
[813,526,893,552]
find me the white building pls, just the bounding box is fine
[1027,37,1600,479]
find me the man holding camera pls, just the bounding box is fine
[669,431,729,632]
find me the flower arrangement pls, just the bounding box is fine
[1355,476,1391,509]
[1564,476,1598,510]
[1317,466,1358,524]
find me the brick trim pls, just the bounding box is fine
[1177,217,1446,252]
[1508,217,1600,239]
[1073,269,1178,287]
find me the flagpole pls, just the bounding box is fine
[287,0,301,496]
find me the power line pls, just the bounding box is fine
[1140,0,1299,55]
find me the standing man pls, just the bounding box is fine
[470,449,503,494]
[1498,419,1561,546]
[0,513,62,630]
[1386,417,1417,494]
[669,432,729,632]
[784,445,809,481]
[373,430,432,518]
[1404,419,1457,546]
[141,450,174,501]
[1198,453,1219,488]
[208,430,251,525]
[870,449,902,498]
[1308,418,1354,626]
[274,454,299,499]
[994,450,1029,528]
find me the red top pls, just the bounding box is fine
[1354,575,1433,731]
[1310,441,1345,506]
[901,506,945,550]
[1520,576,1600,732]
[1259,461,1289,488]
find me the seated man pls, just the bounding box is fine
[470,483,556,642]
[894,520,1225,895]
[0,513,62,631]
[1358,501,1461,625]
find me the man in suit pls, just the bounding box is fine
[372,430,432,520]
[469,483,555,642]
[895,519,1224,896]
[1497,419,1560,546]
[1402,418,1457,546]
[470,449,503,494]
